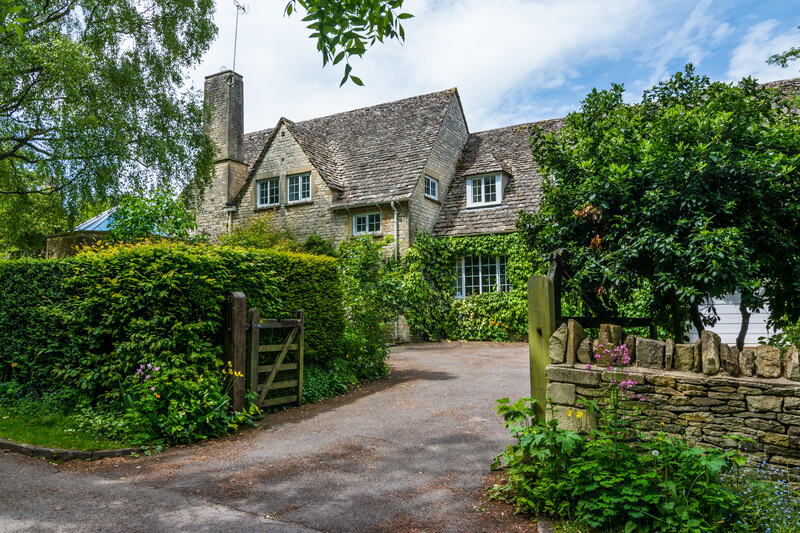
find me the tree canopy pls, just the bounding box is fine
[518,66,800,345]
[0,0,409,256]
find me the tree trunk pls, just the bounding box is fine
[690,300,705,338]
[669,292,684,342]
[736,294,752,352]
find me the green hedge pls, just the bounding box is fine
[0,258,71,387]
[0,243,344,395]
[253,249,344,365]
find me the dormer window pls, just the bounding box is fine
[424,175,439,200]
[288,173,311,203]
[466,173,503,207]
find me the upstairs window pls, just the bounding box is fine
[466,173,502,207]
[287,173,311,203]
[353,212,381,235]
[257,178,280,207]
[424,175,439,200]
[454,255,510,298]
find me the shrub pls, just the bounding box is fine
[0,258,71,387]
[446,290,528,341]
[218,212,295,251]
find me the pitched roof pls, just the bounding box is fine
[433,118,564,237]
[237,89,460,208]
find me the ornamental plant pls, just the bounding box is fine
[492,342,748,532]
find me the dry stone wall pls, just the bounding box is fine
[547,320,800,467]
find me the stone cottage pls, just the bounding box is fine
[195,69,797,345]
[195,70,545,261]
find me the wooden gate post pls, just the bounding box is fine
[224,291,247,412]
[527,275,555,422]
[247,307,260,397]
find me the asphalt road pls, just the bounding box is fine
[1,342,535,533]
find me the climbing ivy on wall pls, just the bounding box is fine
[401,231,539,341]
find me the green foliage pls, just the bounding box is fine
[284,0,412,86]
[519,65,800,342]
[109,190,203,243]
[401,231,536,340]
[725,460,800,532]
[0,258,71,386]
[1,1,216,207]
[302,234,338,257]
[257,249,345,366]
[338,236,398,376]
[492,397,747,533]
[0,2,27,35]
[218,213,296,251]
[446,290,528,341]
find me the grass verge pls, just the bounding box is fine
[0,407,130,451]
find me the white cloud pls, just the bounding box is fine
[189,1,800,133]
[727,20,800,82]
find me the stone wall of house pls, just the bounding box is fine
[409,93,469,243]
[546,320,800,467]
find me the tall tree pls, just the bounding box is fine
[0,0,409,255]
[518,66,800,346]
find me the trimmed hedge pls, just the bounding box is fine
[0,242,344,394]
[256,249,344,365]
[0,258,71,386]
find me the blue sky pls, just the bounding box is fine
[189,0,800,133]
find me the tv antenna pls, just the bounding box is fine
[232,1,248,73]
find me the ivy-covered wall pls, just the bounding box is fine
[402,231,539,341]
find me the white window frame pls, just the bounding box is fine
[453,255,510,298]
[466,173,503,208]
[424,175,439,200]
[353,212,382,236]
[256,177,280,208]
[287,172,311,203]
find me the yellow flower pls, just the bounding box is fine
[10,362,17,368]
[567,409,573,417]
[576,411,583,419]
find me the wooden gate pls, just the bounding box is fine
[246,308,304,409]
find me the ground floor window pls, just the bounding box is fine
[353,212,381,235]
[454,255,510,297]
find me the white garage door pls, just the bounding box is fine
[685,294,780,346]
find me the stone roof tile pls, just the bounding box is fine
[238,89,458,208]
[433,118,564,237]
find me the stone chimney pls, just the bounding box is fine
[197,70,248,240]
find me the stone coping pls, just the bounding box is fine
[0,437,142,462]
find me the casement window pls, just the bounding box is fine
[424,175,439,200]
[454,255,510,298]
[287,172,311,203]
[466,173,503,207]
[256,178,280,207]
[353,212,381,235]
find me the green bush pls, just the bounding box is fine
[0,258,71,387]
[401,231,537,341]
[445,290,528,341]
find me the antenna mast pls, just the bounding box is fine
[232,1,247,73]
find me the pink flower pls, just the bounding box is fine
[154,367,160,372]
[150,387,155,391]
[585,364,592,370]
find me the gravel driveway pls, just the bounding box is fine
[1,342,536,532]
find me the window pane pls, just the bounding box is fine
[288,176,299,202]
[367,213,380,232]
[355,216,366,234]
[481,256,496,292]
[258,182,268,206]
[484,176,496,203]
[454,259,463,297]
[464,255,480,295]
[269,179,279,204]
[301,174,310,199]
[471,178,482,205]
[498,256,510,291]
